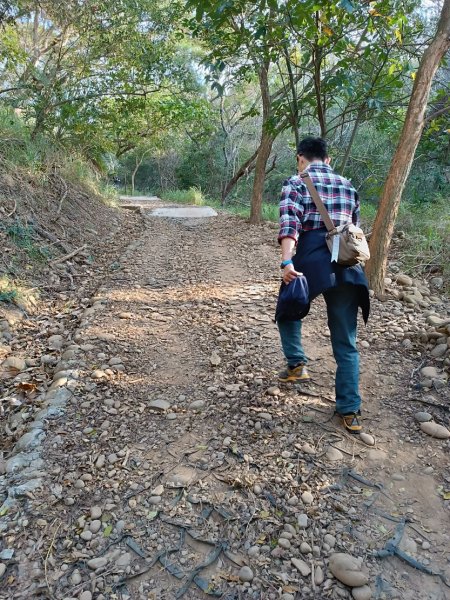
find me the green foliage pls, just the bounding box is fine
[160,187,206,205]
[0,106,58,171]
[0,288,18,303]
[396,196,450,280]
[5,223,51,262]
[0,107,119,207]
[0,275,19,304]
[0,0,193,153]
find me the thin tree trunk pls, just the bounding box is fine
[33,9,39,63]
[249,132,274,224]
[221,148,259,202]
[338,105,365,173]
[313,47,326,137]
[131,150,150,195]
[131,168,137,195]
[283,45,300,147]
[313,13,326,137]
[365,0,450,295]
[250,61,272,224]
[219,95,230,203]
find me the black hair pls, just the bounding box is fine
[297,137,328,161]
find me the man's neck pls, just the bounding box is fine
[297,160,328,175]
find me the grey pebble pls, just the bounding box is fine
[87,556,107,570]
[414,412,433,423]
[297,513,309,528]
[89,520,102,533]
[90,506,102,519]
[239,566,254,582]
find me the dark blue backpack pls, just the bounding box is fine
[275,275,310,322]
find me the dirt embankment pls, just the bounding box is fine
[0,168,142,308]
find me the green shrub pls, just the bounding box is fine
[0,107,117,206]
[396,196,450,281]
[161,186,206,206]
[0,289,18,303]
[0,276,18,303]
[5,222,52,261]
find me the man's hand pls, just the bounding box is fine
[282,263,302,284]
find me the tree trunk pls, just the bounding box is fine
[221,148,259,203]
[365,0,450,295]
[283,45,300,147]
[131,149,151,195]
[131,157,141,195]
[249,132,274,224]
[313,13,326,137]
[249,61,272,224]
[338,104,365,173]
[33,9,40,63]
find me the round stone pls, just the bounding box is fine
[301,491,314,505]
[189,400,205,410]
[89,520,101,534]
[359,432,375,446]
[238,566,254,582]
[248,546,260,558]
[326,446,343,461]
[70,570,81,585]
[300,542,312,553]
[414,412,432,423]
[90,506,102,519]
[352,585,372,600]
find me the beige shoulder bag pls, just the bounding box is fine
[300,171,370,267]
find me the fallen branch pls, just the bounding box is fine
[56,177,68,214]
[374,518,450,587]
[5,199,17,218]
[50,244,87,265]
[28,220,72,254]
[44,519,62,599]
[408,396,450,412]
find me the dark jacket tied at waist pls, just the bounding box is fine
[292,228,370,323]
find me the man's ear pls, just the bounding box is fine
[325,156,331,165]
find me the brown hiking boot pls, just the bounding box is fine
[339,411,362,434]
[278,363,310,383]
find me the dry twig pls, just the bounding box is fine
[44,520,62,599]
[50,244,87,265]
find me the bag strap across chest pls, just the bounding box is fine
[300,171,337,233]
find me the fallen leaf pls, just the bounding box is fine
[15,381,37,395]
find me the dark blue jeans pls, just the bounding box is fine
[278,283,361,415]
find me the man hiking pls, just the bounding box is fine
[276,137,370,434]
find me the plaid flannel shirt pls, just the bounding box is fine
[278,162,360,244]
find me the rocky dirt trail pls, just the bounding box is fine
[1,199,449,600]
